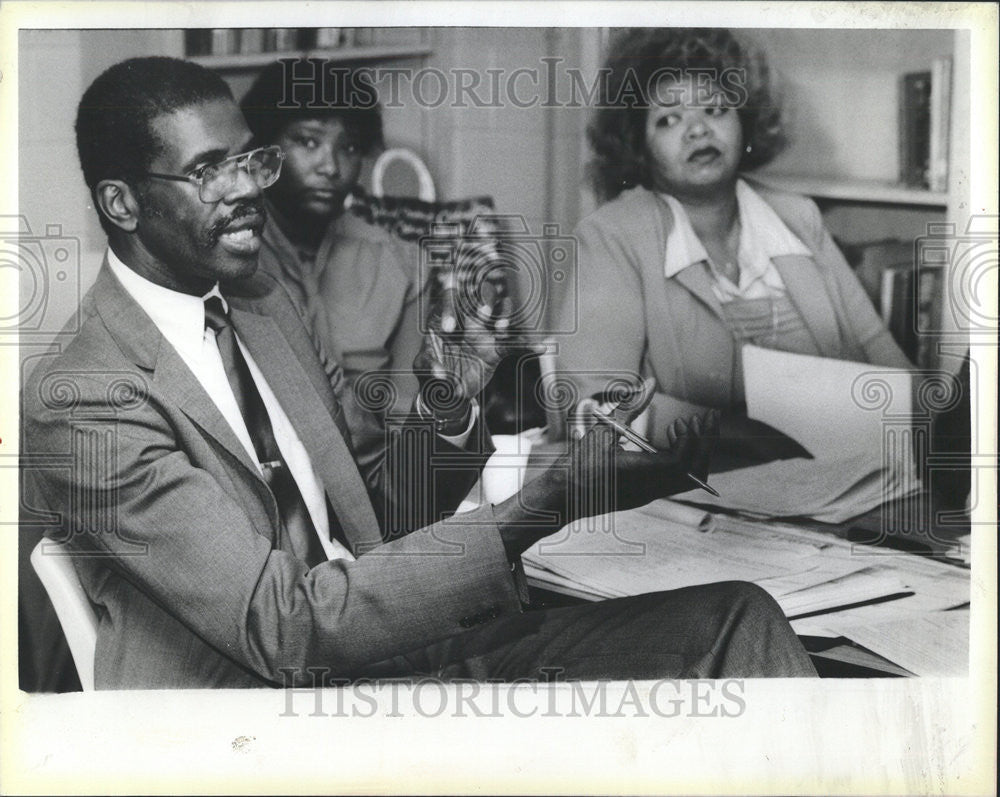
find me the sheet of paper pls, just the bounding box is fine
[742,344,914,461]
[673,453,920,523]
[528,503,872,612]
[523,563,617,601]
[789,550,969,632]
[822,610,970,676]
[524,500,970,632]
[773,566,911,617]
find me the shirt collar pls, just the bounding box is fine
[660,179,811,283]
[106,246,224,364]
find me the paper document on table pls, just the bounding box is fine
[524,500,969,634]
[788,549,969,635]
[527,502,857,609]
[673,451,920,523]
[821,610,970,676]
[771,566,911,617]
[522,563,621,601]
[742,344,914,461]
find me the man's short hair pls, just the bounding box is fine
[240,59,383,154]
[75,56,234,234]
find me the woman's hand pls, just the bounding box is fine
[717,409,812,464]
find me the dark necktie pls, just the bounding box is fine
[204,296,331,567]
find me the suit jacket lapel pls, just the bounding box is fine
[773,254,842,358]
[92,263,277,542]
[230,306,382,548]
[92,263,264,480]
[671,263,726,321]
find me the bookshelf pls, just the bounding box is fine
[188,45,433,73]
[182,27,433,75]
[744,28,969,371]
[751,175,948,209]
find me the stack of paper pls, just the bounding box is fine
[673,452,919,523]
[525,500,970,665]
[818,610,969,677]
[672,345,921,523]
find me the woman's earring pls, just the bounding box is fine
[745,143,753,155]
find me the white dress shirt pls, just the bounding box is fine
[107,249,354,562]
[660,179,812,302]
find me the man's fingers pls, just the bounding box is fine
[608,377,656,426]
[702,408,720,437]
[671,414,714,480]
[666,419,679,448]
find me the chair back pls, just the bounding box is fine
[29,539,98,691]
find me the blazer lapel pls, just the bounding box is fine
[92,263,277,542]
[151,345,263,479]
[229,307,383,548]
[671,263,726,322]
[773,254,843,358]
[92,263,263,481]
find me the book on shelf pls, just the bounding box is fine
[914,260,944,368]
[849,238,913,310]
[928,56,953,193]
[238,29,265,55]
[209,29,239,56]
[314,28,343,49]
[880,260,944,368]
[184,29,212,57]
[352,28,375,47]
[898,58,952,192]
[847,238,943,369]
[265,28,300,53]
[899,70,931,188]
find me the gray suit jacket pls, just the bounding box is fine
[552,183,913,447]
[21,261,522,689]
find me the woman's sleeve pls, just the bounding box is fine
[553,215,648,401]
[552,212,711,442]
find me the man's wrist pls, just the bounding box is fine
[493,463,569,558]
[415,393,473,436]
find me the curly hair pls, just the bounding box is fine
[240,58,383,154]
[587,28,786,202]
[75,57,234,234]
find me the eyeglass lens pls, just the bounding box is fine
[200,148,283,201]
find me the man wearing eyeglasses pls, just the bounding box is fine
[20,56,815,691]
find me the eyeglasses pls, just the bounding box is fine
[144,145,285,203]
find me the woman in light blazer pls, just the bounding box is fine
[554,28,912,457]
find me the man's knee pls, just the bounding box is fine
[709,581,787,622]
[719,580,780,608]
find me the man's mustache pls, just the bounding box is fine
[208,201,266,240]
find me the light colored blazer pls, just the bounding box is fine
[22,261,520,689]
[552,183,913,446]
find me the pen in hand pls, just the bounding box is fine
[590,408,720,498]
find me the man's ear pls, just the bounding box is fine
[95,179,141,233]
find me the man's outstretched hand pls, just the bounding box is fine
[493,378,719,558]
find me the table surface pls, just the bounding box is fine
[521,440,971,678]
